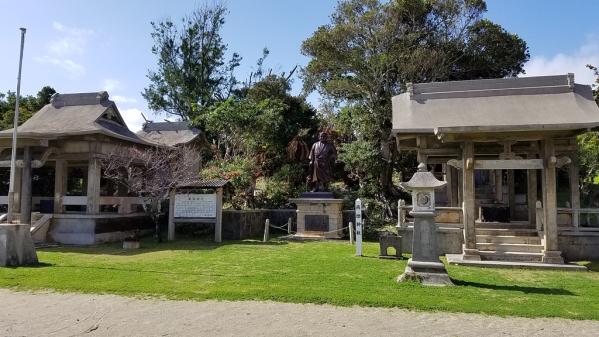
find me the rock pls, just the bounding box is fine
[0,224,39,267]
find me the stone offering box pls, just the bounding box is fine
[289,192,344,239]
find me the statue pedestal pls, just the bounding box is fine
[0,224,39,267]
[290,194,344,239]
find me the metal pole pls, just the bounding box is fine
[7,28,26,223]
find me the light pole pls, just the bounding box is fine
[7,28,26,223]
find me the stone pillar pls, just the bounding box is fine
[462,141,479,260]
[541,138,563,264]
[527,169,537,225]
[508,170,516,220]
[443,163,454,207]
[570,155,581,227]
[494,170,503,203]
[86,158,101,214]
[214,187,223,243]
[167,189,175,241]
[53,159,66,214]
[19,147,32,225]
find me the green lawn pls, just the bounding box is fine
[1,238,598,320]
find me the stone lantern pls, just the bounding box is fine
[397,163,453,286]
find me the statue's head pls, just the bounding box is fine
[319,132,328,142]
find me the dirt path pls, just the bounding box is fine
[1,289,598,337]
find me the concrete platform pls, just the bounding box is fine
[446,254,588,271]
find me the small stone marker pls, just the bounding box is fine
[355,199,363,256]
[263,219,270,242]
[349,221,354,245]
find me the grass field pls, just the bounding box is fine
[1,238,598,320]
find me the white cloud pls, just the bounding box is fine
[49,21,94,56]
[120,108,146,132]
[34,56,86,78]
[112,95,137,104]
[524,36,599,86]
[102,78,121,92]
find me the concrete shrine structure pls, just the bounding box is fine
[0,92,207,245]
[393,74,599,264]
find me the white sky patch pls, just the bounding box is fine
[112,95,137,104]
[120,108,146,132]
[34,56,85,78]
[524,36,599,85]
[49,21,94,56]
[102,78,121,92]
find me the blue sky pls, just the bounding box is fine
[0,0,598,132]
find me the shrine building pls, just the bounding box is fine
[393,74,599,263]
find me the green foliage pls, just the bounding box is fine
[201,157,258,209]
[588,64,598,104]
[0,86,56,130]
[301,0,529,208]
[2,239,599,319]
[256,164,306,209]
[143,3,241,122]
[578,132,599,188]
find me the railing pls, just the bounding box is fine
[557,207,599,231]
[99,196,146,214]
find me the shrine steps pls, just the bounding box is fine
[475,225,543,262]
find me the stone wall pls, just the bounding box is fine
[49,214,152,245]
[396,226,464,254]
[558,231,599,261]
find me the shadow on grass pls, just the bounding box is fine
[38,237,294,256]
[3,262,54,269]
[452,279,576,296]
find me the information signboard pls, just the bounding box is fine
[174,194,217,218]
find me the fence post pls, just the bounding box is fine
[263,219,270,242]
[573,208,580,230]
[287,217,292,234]
[349,221,354,245]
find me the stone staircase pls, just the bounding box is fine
[475,223,544,262]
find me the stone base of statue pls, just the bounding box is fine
[289,193,344,239]
[0,224,39,267]
[397,258,453,286]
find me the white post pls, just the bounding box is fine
[287,217,292,234]
[355,199,363,256]
[7,28,26,223]
[214,187,223,243]
[167,190,175,241]
[349,221,354,245]
[263,219,270,242]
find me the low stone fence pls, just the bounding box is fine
[222,209,356,240]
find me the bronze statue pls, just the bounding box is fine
[308,132,337,192]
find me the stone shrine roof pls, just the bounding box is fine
[0,92,151,145]
[136,121,203,147]
[392,74,599,136]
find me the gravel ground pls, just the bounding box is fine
[1,289,598,337]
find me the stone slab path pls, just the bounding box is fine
[1,289,598,337]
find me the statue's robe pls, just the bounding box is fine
[309,141,337,184]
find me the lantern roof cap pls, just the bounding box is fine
[400,163,447,190]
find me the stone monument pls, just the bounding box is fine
[397,163,453,286]
[0,224,39,267]
[289,132,343,239]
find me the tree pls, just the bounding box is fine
[588,64,598,105]
[302,0,529,204]
[0,86,56,130]
[101,145,201,242]
[143,3,241,122]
